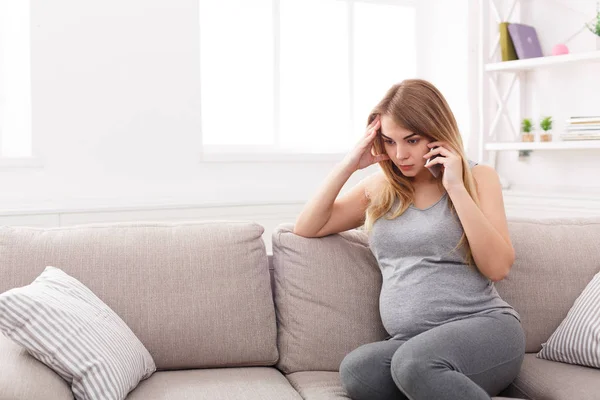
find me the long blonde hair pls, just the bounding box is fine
[363,79,480,267]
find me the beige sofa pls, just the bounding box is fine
[0,217,599,400]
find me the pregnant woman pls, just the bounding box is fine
[293,79,525,400]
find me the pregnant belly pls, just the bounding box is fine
[378,285,472,339]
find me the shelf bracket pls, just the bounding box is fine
[518,150,532,158]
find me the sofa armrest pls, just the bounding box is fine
[0,334,73,400]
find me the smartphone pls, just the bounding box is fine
[426,146,442,178]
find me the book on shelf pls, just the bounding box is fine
[507,23,543,59]
[499,22,518,61]
[566,125,600,131]
[561,131,600,136]
[566,116,600,124]
[560,132,600,141]
[560,137,600,141]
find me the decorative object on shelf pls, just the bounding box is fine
[553,8,600,54]
[508,23,543,59]
[499,22,518,61]
[551,43,569,55]
[521,118,534,142]
[539,116,553,142]
[586,2,600,50]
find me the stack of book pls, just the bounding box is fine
[561,117,600,141]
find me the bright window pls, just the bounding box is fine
[199,0,417,155]
[0,0,32,157]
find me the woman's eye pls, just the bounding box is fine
[407,139,419,144]
[383,140,395,145]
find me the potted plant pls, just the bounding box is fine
[587,2,600,50]
[539,116,553,142]
[521,118,534,142]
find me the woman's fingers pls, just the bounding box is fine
[365,120,380,141]
[365,116,380,136]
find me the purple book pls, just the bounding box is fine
[507,23,543,59]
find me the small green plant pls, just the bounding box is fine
[540,116,553,131]
[587,2,600,36]
[521,118,533,133]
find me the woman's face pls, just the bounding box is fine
[378,114,435,181]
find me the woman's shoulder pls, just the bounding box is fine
[470,162,499,184]
[362,171,388,200]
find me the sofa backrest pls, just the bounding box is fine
[495,217,600,352]
[0,221,278,370]
[271,216,600,373]
[271,223,387,374]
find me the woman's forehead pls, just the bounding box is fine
[380,121,418,140]
[380,115,413,134]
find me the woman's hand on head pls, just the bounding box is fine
[423,142,465,191]
[341,115,391,173]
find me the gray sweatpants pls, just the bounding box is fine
[339,312,525,400]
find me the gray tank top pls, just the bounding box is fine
[368,160,520,340]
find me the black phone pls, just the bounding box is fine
[426,146,442,178]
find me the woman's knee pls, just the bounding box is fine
[339,367,372,400]
[339,342,400,400]
[339,347,374,398]
[390,344,437,391]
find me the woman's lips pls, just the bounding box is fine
[399,165,414,170]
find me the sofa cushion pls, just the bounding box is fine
[500,353,600,400]
[126,367,302,400]
[0,266,156,400]
[286,371,349,399]
[272,224,388,374]
[0,334,73,400]
[537,271,600,368]
[495,217,600,352]
[285,371,525,400]
[0,221,278,370]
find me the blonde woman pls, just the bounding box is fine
[293,79,525,400]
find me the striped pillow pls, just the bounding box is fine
[537,271,600,368]
[0,266,156,400]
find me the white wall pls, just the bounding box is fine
[0,0,362,210]
[0,0,598,227]
[0,0,476,212]
[416,0,475,153]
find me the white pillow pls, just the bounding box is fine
[0,266,156,400]
[537,271,600,368]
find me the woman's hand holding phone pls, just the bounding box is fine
[423,142,465,191]
[341,115,390,173]
[426,146,443,178]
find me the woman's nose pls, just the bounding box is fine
[396,148,408,160]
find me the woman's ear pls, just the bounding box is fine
[371,135,384,156]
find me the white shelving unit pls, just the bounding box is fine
[478,0,600,166]
[485,50,600,72]
[485,139,600,151]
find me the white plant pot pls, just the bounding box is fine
[597,36,600,51]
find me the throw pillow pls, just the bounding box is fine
[537,271,600,368]
[0,266,156,399]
